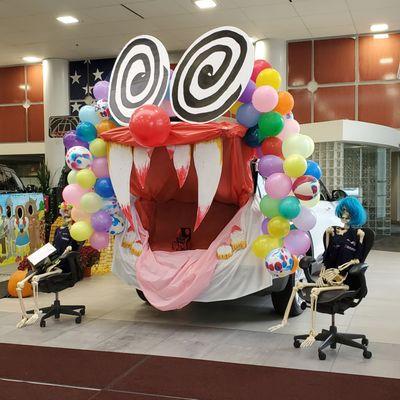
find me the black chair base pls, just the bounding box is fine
[27,298,85,328]
[294,324,372,360]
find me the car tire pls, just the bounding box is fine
[271,274,303,317]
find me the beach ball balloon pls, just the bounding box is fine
[109,214,125,235]
[265,247,295,278]
[66,146,93,170]
[292,175,320,201]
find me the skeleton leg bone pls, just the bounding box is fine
[300,285,349,348]
[26,267,62,326]
[268,282,317,332]
[16,271,37,328]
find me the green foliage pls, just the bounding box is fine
[36,163,51,195]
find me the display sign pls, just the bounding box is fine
[49,115,79,138]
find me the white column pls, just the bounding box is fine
[43,58,69,187]
[254,39,287,90]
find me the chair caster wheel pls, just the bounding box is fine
[318,351,326,360]
[363,350,372,359]
[75,317,82,324]
[362,338,369,346]
[330,343,337,349]
[80,309,85,316]
[40,320,46,328]
[294,340,301,348]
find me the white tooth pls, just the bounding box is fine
[171,144,191,188]
[108,143,134,230]
[193,138,223,231]
[133,147,154,189]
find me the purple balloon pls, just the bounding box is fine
[239,80,256,103]
[63,131,77,149]
[258,155,283,178]
[91,157,109,178]
[91,210,113,232]
[93,81,110,100]
[283,230,311,256]
[261,218,270,234]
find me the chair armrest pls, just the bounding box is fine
[299,256,315,270]
[348,262,368,275]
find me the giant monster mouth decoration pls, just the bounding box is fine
[101,26,261,310]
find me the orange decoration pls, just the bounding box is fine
[292,255,299,272]
[97,120,116,134]
[8,270,33,298]
[274,91,294,115]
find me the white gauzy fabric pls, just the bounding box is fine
[112,195,273,303]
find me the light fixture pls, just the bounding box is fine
[56,15,79,24]
[193,0,217,9]
[370,23,388,32]
[374,33,389,39]
[379,57,393,64]
[22,56,42,63]
[18,84,31,90]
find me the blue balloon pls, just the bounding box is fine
[76,122,97,142]
[94,177,115,198]
[305,160,322,180]
[236,103,260,128]
[79,105,100,126]
[243,126,262,148]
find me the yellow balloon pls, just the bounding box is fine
[300,193,320,208]
[268,216,290,239]
[230,101,243,115]
[70,221,93,242]
[80,192,103,213]
[283,154,307,178]
[252,235,282,259]
[282,134,314,158]
[89,138,107,157]
[256,68,282,90]
[67,170,78,184]
[76,169,96,189]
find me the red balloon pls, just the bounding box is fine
[251,59,272,82]
[261,137,283,158]
[129,104,171,147]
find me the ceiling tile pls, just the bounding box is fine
[175,0,239,12]
[346,0,400,10]
[292,0,348,16]
[242,3,297,21]
[301,11,354,29]
[123,0,187,18]
[310,25,357,38]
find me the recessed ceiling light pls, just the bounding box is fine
[193,0,217,9]
[57,15,79,24]
[374,33,389,39]
[370,23,388,32]
[22,56,42,63]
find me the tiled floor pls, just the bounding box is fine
[0,250,399,379]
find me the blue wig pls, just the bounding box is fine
[335,196,367,227]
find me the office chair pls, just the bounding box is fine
[27,251,85,327]
[295,227,375,360]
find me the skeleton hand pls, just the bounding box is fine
[268,322,287,332]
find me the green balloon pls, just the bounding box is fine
[279,196,301,220]
[258,111,284,140]
[260,195,281,218]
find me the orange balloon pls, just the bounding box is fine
[274,91,294,115]
[8,270,33,298]
[97,120,116,134]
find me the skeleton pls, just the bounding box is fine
[16,203,73,328]
[268,209,365,348]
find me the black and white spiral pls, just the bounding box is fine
[171,26,254,123]
[108,35,170,126]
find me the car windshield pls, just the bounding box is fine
[0,167,26,193]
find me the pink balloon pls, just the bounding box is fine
[92,157,109,178]
[293,207,316,231]
[89,231,110,250]
[284,230,311,256]
[252,85,279,113]
[71,207,90,222]
[62,184,89,207]
[265,173,292,199]
[278,119,300,141]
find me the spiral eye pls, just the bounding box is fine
[171,26,254,123]
[108,35,170,126]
